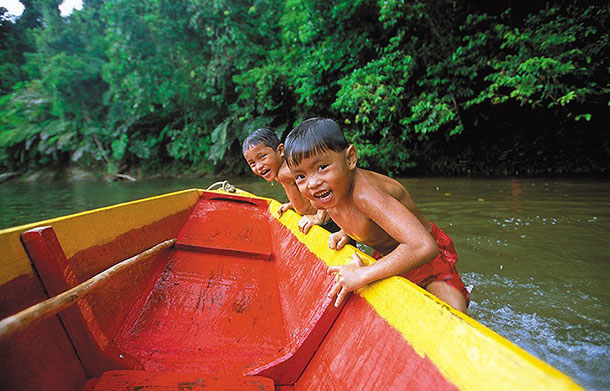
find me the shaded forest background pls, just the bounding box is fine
[1,0,608,178]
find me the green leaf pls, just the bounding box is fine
[574,114,592,121]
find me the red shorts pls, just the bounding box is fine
[374,222,470,306]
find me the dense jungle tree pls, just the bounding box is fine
[0,0,607,176]
[0,0,108,170]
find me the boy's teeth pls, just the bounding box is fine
[315,190,331,199]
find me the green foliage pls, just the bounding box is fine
[333,43,418,172]
[0,0,111,171]
[418,6,609,134]
[0,4,39,94]
[0,80,102,170]
[278,0,377,110]
[101,0,286,173]
[467,6,609,116]
[0,0,608,176]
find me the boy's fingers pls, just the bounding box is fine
[298,219,312,234]
[335,287,348,307]
[278,203,293,217]
[303,222,312,234]
[336,236,348,250]
[328,281,342,299]
[328,266,341,274]
[352,253,365,266]
[328,234,338,249]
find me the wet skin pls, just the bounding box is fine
[243,142,316,215]
[290,145,467,312]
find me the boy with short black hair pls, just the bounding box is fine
[285,118,469,312]
[242,127,324,230]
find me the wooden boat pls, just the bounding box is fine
[0,187,582,391]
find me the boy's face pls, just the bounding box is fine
[290,146,357,210]
[243,142,284,182]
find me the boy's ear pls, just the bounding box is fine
[277,143,285,157]
[346,144,358,170]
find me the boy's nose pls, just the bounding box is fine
[307,175,322,189]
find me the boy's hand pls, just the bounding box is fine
[299,215,315,234]
[327,253,366,307]
[277,202,294,217]
[298,215,318,234]
[328,230,350,250]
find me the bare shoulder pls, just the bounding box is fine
[352,169,427,225]
[353,169,408,206]
[276,163,295,185]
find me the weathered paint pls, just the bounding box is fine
[21,226,144,375]
[90,370,274,390]
[113,249,287,374]
[245,211,347,384]
[0,273,88,391]
[111,193,343,385]
[294,294,457,391]
[176,193,273,259]
[266,197,584,391]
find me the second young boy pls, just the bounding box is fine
[243,127,332,232]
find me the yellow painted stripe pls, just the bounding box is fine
[0,189,200,285]
[262,197,583,391]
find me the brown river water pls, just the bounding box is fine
[0,177,608,389]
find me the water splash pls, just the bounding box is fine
[465,272,610,390]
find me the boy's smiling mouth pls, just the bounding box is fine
[313,189,333,203]
[260,168,271,177]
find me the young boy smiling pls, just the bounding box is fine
[243,127,316,216]
[243,127,327,230]
[285,118,469,313]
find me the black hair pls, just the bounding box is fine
[285,118,348,167]
[242,127,280,154]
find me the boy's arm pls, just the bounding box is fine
[359,190,438,278]
[280,181,317,215]
[328,189,438,307]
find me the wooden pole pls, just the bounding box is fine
[0,239,176,340]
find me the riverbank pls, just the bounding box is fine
[0,164,215,184]
[2,157,609,186]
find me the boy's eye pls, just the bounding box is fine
[294,174,305,181]
[318,164,328,171]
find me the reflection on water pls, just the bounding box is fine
[0,178,288,229]
[1,177,609,389]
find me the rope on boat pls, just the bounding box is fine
[0,238,176,341]
[206,180,236,193]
